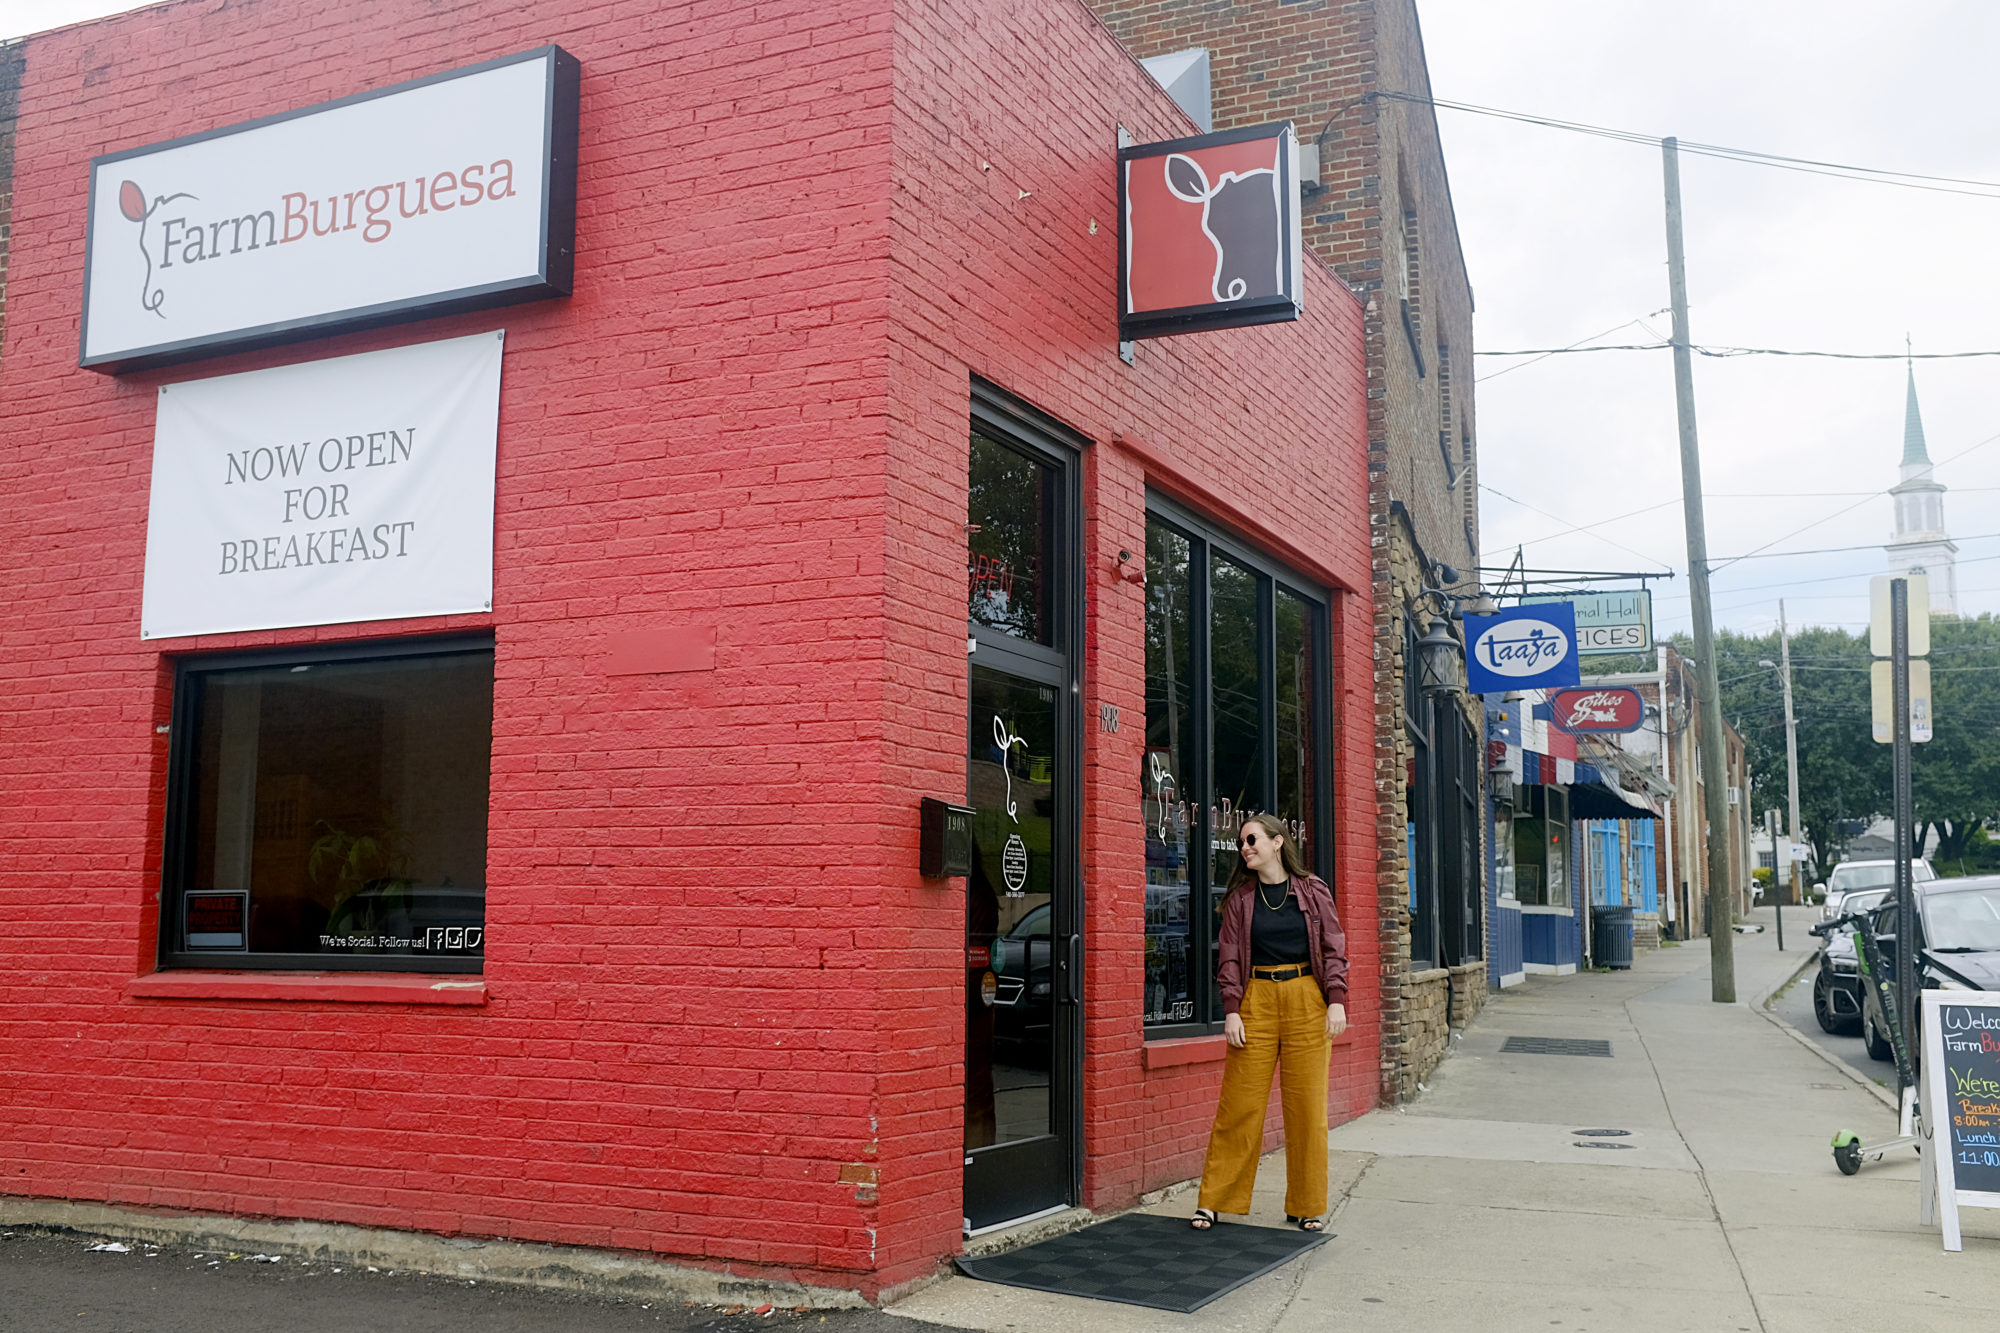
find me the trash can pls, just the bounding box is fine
[1592,904,1635,970]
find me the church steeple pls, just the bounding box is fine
[1886,349,1958,614]
[1902,358,1931,468]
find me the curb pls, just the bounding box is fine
[0,1199,872,1311]
[1748,947,1899,1113]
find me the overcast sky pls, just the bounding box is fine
[12,2,1999,642]
[1416,0,2000,640]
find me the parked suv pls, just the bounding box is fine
[1820,858,1933,920]
[1857,875,2000,1063]
[1812,887,1890,1034]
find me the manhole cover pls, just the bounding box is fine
[1501,1036,1612,1058]
[1572,1128,1631,1137]
[1574,1141,1635,1150]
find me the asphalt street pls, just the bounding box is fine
[1765,930,1898,1091]
[0,1230,966,1333]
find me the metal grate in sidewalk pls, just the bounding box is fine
[1500,1036,1612,1058]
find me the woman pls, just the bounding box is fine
[1190,812,1349,1232]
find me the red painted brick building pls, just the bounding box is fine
[0,0,1370,1299]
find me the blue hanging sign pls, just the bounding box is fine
[1463,603,1580,695]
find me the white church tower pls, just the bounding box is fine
[1886,360,1958,615]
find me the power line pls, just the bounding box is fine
[1708,426,2000,573]
[1474,315,1663,383]
[1477,485,1673,572]
[1474,342,2000,360]
[1375,91,2000,200]
[1714,531,2000,564]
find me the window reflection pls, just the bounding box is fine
[1144,523,1195,1024]
[183,651,493,961]
[1275,587,1314,864]
[1209,556,1262,901]
[967,433,1053,643]
[1137,515,1329,1030]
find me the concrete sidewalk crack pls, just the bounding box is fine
[1261,1155,1377,1332]
[1627,995,1769,1333]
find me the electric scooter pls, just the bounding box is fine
[1811,906,1921,1175]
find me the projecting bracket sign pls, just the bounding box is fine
[1522,591,1653,656]
[1117,122,1304,340]
[1462,602,1581,696]
[81,46,579,372]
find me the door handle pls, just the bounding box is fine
[1060,933,1083,1005]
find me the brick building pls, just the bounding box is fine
[0,0,1374,1300]
[1084,0,1485,1099]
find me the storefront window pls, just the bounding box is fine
[163,641,494,971]
[1275,588,1316,862]
[1141,508,1332,1033]
[968,432,1054,644]
[1514,785,1570,909]
[1143,523,1196,1025]
[1209,556,1262,919]
[1493,794,1517,902]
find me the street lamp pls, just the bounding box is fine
[1415,615,1463,696]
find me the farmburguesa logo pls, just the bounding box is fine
[111,155,519,318]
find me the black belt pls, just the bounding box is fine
[1252,964,1310,982]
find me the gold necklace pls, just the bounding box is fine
[1257,877,1289,912]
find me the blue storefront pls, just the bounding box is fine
[1488,693,1662,982]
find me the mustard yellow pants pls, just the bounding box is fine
[1197,973,1330,1218]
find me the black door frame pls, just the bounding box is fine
[965,379,1086,1227]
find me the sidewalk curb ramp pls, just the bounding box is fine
[1750,944,1899,1112]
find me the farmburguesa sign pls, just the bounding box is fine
[82,47,578,372]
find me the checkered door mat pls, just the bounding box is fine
[955,1212,1330,1312]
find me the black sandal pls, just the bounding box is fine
[1190,1208,1217,1230]
[1287,1214,1324,1232]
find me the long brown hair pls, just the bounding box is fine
[1224,812,1311,897]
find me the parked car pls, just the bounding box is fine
[1812,887,1889,1034]
[1857,875,2000,1063]
[1819,858,1933,920]
[992,901,1053,1064]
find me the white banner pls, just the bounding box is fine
[83,48,573,370]
[141,332,503,640]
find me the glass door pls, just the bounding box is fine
[962,398,1081,1233]
[964,663,1070,1228]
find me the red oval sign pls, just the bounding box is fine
[967,945,990,970]
[1550,687,1645,734]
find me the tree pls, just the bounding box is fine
[1695,614,2000,878]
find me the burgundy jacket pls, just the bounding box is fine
[1217,873,1349,1016]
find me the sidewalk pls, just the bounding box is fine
[891,910,2000,1332]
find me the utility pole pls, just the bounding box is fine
[1766,806,1784,951]
[1779,600,1802,906]
[1663,136,1736,1002]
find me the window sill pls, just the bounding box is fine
[126,971,488,1006]
[1517,904,1575,916]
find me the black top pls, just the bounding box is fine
[1250,879,1311,966]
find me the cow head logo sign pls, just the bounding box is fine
[1119,122,1302,340]
[1162,153,1281,303]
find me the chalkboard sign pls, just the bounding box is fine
[1935,1002,2000,1192]
[1920,989,2000,1250]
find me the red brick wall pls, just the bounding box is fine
[0,0,1368,1297]
[886,0,1372,1240]
[1086,0,1481,1103]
